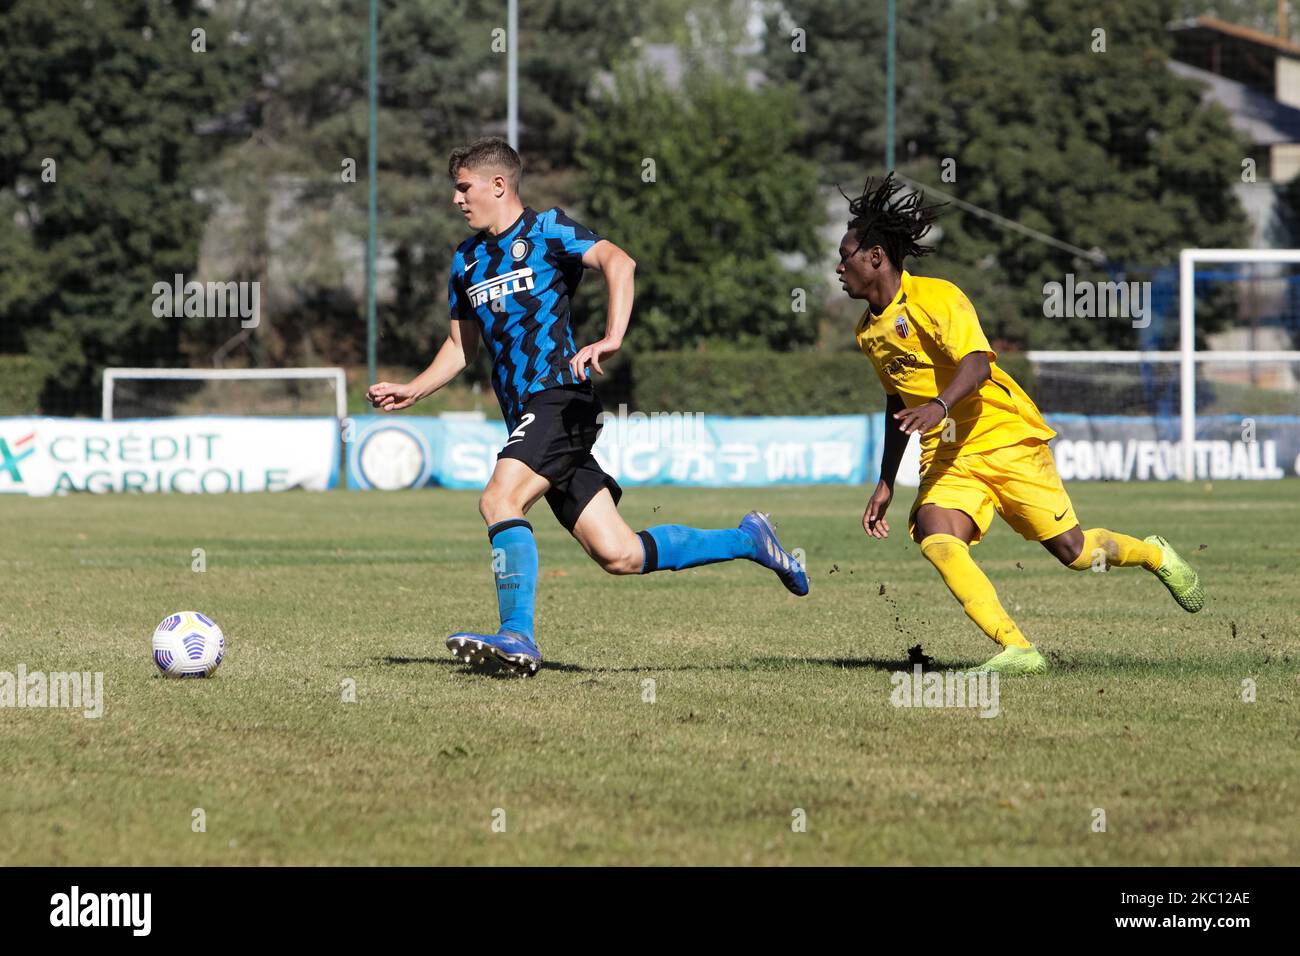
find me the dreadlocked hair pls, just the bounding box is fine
[840,172,946,269]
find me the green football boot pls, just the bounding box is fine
[971,644,1048,675]
[1145,534,1205,613]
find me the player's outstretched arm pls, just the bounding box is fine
[570,239,636,381]
[865,392,908,538]
[367,319,480,412]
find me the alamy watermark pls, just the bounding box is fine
[889,664,999,718]
[0,665,103,718]
[1043,274,1151,328]
[151,273,260,328]
[49,886,150,936]
[596,404,707,448]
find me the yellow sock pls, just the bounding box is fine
[1068,528,1162,572]
[919,533,1032,649]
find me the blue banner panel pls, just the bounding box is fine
[345,414,873,489]
[591,414,872,487]
[346,411,1300,491]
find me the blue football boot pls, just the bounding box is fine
[739,511,809,596]
[446,630,542,676]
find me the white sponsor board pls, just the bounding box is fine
[896,432,923,487]
[0,417,339,496]
[1053,438,1288,481]
[1045,415,1300,480]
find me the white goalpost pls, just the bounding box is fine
[102,367,349,422]
[1178,249,1300,482]
[1025,249,1300,482]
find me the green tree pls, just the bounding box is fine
[919,0,1250,349]
[760,0,948,184]
[577,66,826,352]
[195,0,652,373]
[516,0,654,171]
[190,0,503,372]
[0,0,252,413]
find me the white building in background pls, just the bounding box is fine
[1169,15,1300,245]
[1168,16,1300,375]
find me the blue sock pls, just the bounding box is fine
[488,519,538,639]
[637,525,756,573]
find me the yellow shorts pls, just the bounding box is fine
[908,439,1077,545]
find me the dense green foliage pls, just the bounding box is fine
[766,0,1250,351]
[920,0,1250,350]
[0,354,46,415]
[0,0,1262,410]
[578,67,827,352]
[625,350,1035,415]
[0,0,251,413]
[760,0,948,182]
[632,351,883,415]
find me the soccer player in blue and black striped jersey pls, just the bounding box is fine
[366,138,807,675]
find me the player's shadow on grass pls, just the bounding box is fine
[379,655,587,675]
[377,654,952,674]
[380,651,1264,676]
[747,655,970,672]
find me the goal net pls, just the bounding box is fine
[1022,250,1300,481]
[102,368,348,421]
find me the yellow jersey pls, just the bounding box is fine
[855,270,1054,470]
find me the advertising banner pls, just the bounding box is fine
[6,411,1290,497]
[1046,414,1300,481]
[0,417,339,496]
[347,413,874,490]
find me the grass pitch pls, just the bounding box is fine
[1,481,1296,865]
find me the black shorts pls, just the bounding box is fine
[497,385,623,531]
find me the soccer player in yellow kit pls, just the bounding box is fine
[839,175,1205,674]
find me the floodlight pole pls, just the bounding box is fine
[366,0,379,388]
[507,0,518,149]
[886,0,896,172]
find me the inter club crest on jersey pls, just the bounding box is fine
[510,237,532,262]
[894,314,910,338]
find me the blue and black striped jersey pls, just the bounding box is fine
[448,206,602,429]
